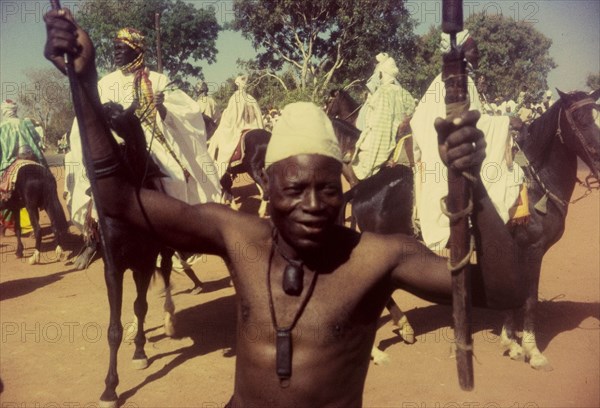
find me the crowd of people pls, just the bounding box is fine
[3,5,574,405]
[34,8,532,408]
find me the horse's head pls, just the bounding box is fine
[324,89,361,123]
[557,88,600,179]
[102,102,164,186]
[325,89,342,117]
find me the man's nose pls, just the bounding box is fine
[302,189,322,212]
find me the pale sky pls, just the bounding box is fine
[1,0,599,102]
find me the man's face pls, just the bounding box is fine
[463,40,479,70]
[114,41,139,67]
[266,154,343,254]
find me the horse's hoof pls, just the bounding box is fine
[399,327,416,344]
[396,316,416,344]
[505,346,525,361]
[98,399,118,408]
[28,250,40,265]
[55,245,66,262]
[73,247,97,270]
[529,354,553,371]
[190,285,204,295]
[15,252,23,259]
[132,357,149,370]
[371,347,390,365]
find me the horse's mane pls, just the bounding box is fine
[331,118,361,140]
[522,98,563,167]
[334,89,360,109]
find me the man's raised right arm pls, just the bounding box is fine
[43,9,229,256]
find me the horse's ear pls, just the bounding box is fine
[330,89,339,97]
[556,88,568,101]
[589,88,600,101]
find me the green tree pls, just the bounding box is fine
[230,0,417,101]
[465,13,556,102]
[17,68,73,148]
[75,0,220,89]
[586,72,600,91]
[409,14,556,103]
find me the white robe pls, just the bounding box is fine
[67,69,222,232]
[208,89,263,179]
[410,74,524,250]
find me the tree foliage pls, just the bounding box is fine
[586,72,600,91]
[75,0,220,89]
[404,13,556,103]
[465,13,556,102]
[17,68,73,147]
[230,0,417,101]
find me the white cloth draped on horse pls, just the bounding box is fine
[66,69,222,232]
[411,73,524,250]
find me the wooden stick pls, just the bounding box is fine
[441,0,474,391]
[155,12,163,74]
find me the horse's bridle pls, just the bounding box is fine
[514,97,600,213]
[556,97,600,186]
[325,93,363,121]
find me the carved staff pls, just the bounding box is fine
[48,1,120,277]
[441,0,474,391]
[155,12,163,74]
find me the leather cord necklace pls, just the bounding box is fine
[273,232,305,296]
[266,232,319,388]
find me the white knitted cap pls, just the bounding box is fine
[265,102,342,168]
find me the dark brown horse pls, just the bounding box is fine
[346,89,600,369]
[220,129,272,217]
[0,162,69,264]
[98,102,177,407]
[500,89,600,370]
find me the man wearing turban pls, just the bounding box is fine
[208,74,264,182]
[1,100,48,172]
[197,81,219,122]
[65,27,221,275]
[1,99,48,233]
[410,30,524,250]
[349,52,416,185]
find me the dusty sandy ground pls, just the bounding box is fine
[0,166,598,408]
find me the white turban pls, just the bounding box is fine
[265,102,342,168]
[377,55,399,78]
[376,52,390,63]
[1,99,18,118]
[440,29,471,53]
[235,75,247,89]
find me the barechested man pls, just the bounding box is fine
[45,9,525,407]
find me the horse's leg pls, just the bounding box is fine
[385,298,415,344]
[220,173,236,207]
[45,188,68,262]
[131,268,152,370]
[500,309,524,361]
[160,249,176,337]
[522,260,552,371]
[99,268,124,408]
[371,346,390,365]
[27,207,41,265]
[13,209,24,258]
